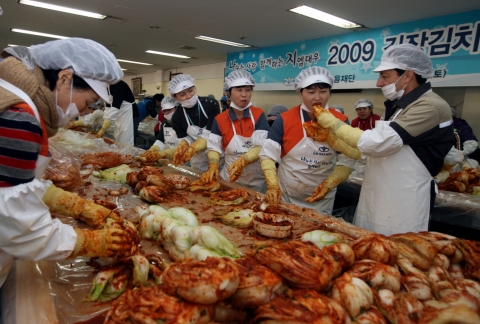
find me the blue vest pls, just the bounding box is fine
[136,98,154,121]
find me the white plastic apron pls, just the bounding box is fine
[354,108,432,235]
[277,108,337,215]
[163,125,179,148]
[219,110,267,193]
[183,100,209,172]
[0,78,51,179]
[114,100,135,145]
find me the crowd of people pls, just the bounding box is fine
[1,36,478,292]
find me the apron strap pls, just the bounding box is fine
[300,108,307,138]
[0,78,41,123]
[230,108,256,136]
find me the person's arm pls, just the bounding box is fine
[171,107,189,139]
[206,100,220,131]
[156,122,166,142]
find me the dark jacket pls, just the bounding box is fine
[171,96,220,139]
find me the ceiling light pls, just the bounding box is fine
[121,68,127,71]
[146,50,191,59]
[19,0,106,19]
[117,59,153,66]
[289,5,361,29]
[195,35,250,48]
[7,44,29,48]
[11,28,67,39]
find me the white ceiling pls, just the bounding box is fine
[1,0,480,75]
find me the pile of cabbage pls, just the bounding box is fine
[135,205,240,261]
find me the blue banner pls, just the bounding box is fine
[226,10,480,90]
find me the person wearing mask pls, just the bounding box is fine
[154,96,179,149]
[134,93,164,141]
[267,105,288,127]
[258,66,355,215]
[0,38,131,289]
[139,74,220,172]
[451,107,479,160]
[314,44,454,235]
[351,99,380,130]
[220,96,229,112]
[201,70,269,192]
[97,80,137,145]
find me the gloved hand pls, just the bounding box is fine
[69,228,131,258]
[306,165,352,202]
[261,158,282,205]
[327,133,362,160]
[178,138,208,165]
[313,105,363,148]
[201,151,221,183]
[71,120,84,128]
[95,119,111,138]
[43,185,113,228]
[138,143,179,162]
[173,139,190,166]
[228,146,261,182]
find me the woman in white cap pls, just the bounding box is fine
[0,38,132,289]
[258,66,355,214]
[314,43,454,235]
[351,98,380,130]
[153,96,180,151]
[200,70,269,192]
[140,74,220,172]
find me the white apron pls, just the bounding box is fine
[0,78,51,178]
[114,100,134,145]
[219,111,267,193]
[277,109,337,215]
[163,125,179,148]
[183,100,209,172]
[354,109,433,235]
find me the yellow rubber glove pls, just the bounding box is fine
[138,147,177,162]
[261,158,282,205]
[306,165,352,202]
[179,138,208,165]
[68,228,131,259]
[228,146,261,182]
[313,105,363,148]
[173,139,190,166]
[201,150,221,183]
[43,185,113,228]
[72,120,84,127]
[95,119,111,138]
[327,133,362,160]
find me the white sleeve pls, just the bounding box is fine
[252,130,268,147]
[152,140,167,151]
[206,133,223,154]
[336,154,356,169]
[357,122,403,157]
[81,113,96,126]
[92,110,104,125]
[103,106,119,124]
[199,129,211,140]
[259,138,282,163]
[181,135,194,145]
[444,146,464,165]
[0,179,76,261]
[463,140,479,156]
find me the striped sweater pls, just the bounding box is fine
[0,106,43,187]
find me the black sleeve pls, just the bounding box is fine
[254,112,270,131]
[110,80,135,108]
[156,122,166,142]
[146,101,157,118]
[171,107,189,139]
[206,99,220,131]
[268,115,284,146]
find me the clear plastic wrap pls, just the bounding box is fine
[43,141,84,192]
[137,118,157,136]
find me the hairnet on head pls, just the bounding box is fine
[450,107,457,117]
[223,70,255,94]
[26,38,123,103]
[330,105,345,114]
[373,44,434,79]
[295,66,334,91]
[169,74,195,96]
[161,96,178,110]
[355,98,374,110]
[267,104,288,121]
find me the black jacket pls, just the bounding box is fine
[171,96,220,139]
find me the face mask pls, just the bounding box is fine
[180,94,198,108]
[381,72,408,101]
[230,100,252,111]
[56,81,80,128]
[164,111,174,121]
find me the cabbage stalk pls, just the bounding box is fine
[187,244,223,261]
[131,254,150,287]
[191,226,240,259]
[168,207,199,227]
[84,268,120,301]
[301,230,347,249]
[92,164,132,183]
[215,209,254,228]
[171,225,194,252]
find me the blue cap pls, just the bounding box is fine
[220,96,228,102]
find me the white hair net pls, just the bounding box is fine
[295,66,334,91]
[373,43,434,79]
[330,105,345,114]
[169,74,195,96]
[30,38,123,83]
[355,98,374,109]
[268,104,288,117]
[223,70,255,94]
[161,96,178,110]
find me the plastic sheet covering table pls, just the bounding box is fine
[1,156,371,323]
